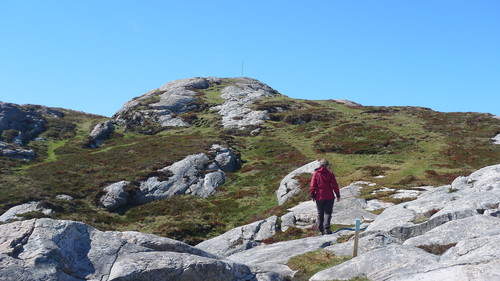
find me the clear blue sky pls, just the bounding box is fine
[1,0,499,117]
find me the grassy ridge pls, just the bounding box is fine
[1,79,499,246]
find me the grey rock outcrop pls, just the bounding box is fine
[113,77,212,130]
[0,102,65,160]
[403,215,500,247]
[227,234,341,279]
[196,216,278,257]
[55,194,74,201]
[365,198,395,211]
[325,231,401,257]
[0,201,52,223]
[111,231,218,258]
[134,144,239,203]
[212,144,239,172]
[492,133,500,144]
[0,102,62,145]
[311,245,439,281]
[276,160,320,205]
[333,99,362,107]
[365,165,500,239]
[100,181,131,211]
[0,218,271,281]
[212,78,280,130]
[135,153,223,204]
[100,145,240,208]
[311,164,500,281]
[316,231,500,281]
[0,141,35,160]
[107,252,257,281]
[88,120,115,148]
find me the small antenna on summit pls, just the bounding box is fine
[241,61,245,77]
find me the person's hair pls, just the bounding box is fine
[319,158,329,167]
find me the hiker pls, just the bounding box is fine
[310,158,341,235]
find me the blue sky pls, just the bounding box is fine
[1,0,499,117]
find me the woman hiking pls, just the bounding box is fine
[309,158,341,235]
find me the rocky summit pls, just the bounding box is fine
[109,77,280,135]
[1,76,499,280]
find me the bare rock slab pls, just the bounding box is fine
[196,216,278,257]
[0,218,276,281]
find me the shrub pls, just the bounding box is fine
[360,165,391,177]
[1,129,20,143]
[398,175,418,185]
[44,117,77,139]
[179,112,198,123]
[252,100,294,112]
[272,109,337,125]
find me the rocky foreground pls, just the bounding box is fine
[1,164,499,281]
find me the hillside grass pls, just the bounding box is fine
[1,78,499,246]
[286,250,353,281]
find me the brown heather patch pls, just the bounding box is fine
[252,99,297,112]
[397,175,419,185]
[417,243,457,255]
[314,122,413,155]
[304,100,321,106]
[231,189,257,199]
[425,208,441,217]
[360,165,391,177]
[360,106,401,115]
[413,208,441,223]
[440,139,499,169]
[270,108,338,125]
[424,169,472,187]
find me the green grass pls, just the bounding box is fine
[287,250,352,281]
[46,140,68,161]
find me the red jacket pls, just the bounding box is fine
[310,167,340,200]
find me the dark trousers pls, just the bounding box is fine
[315,199,334,232]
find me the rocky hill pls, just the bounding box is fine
[1,77,499,280]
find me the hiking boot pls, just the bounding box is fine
[325,230,333,235]
[318,231,324,236]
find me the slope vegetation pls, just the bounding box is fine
[1,77,499,245]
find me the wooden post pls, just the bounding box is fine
[353,218,361,257]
